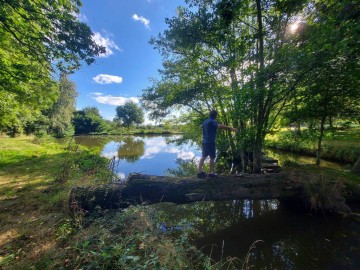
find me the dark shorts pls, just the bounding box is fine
[202,142,216,159]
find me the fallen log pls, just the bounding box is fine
[68,171,359,215]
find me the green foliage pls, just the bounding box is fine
[0,75,58,135]
[0,0,104,73]
[141,0,312,172]
[58,138,116,184]
[115,101,145,128]
[72,106,109,135]
[167,158,199,177]
[142,0,360,172]
[64,206,234,270]
[47,75,78,137]
[266,128,360,163]
[305,174,343,213]
[0,0,104,133]
[278,0,360,162]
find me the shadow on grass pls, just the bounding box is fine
[0,151,75,269]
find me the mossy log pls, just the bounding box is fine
[69,172,359,215]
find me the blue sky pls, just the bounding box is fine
[70,0,185,122]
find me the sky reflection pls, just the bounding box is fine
[101,135,201,179]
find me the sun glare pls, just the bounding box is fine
[289,19,305,34]
[290,22,299,33]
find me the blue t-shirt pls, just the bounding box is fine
[202,118,219,143]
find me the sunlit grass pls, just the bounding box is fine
[0,135,258,269]
[265,127,360,164]
[0,136,115,268]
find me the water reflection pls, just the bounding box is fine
[73,136,115,150]
[70,135,358,269]
[265,148,346,169]
[152,200,360,270]
[152,200,279,236]
[118,137,145,163]
[99,135,201,179]
[197,206,359,269]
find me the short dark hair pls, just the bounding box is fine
[209,110,218,119]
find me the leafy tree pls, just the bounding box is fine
[0,0,105,133]
[280,0,360,164]
[143,0,360,171]
[47,74,78,137]
[72,107,108,135]
[0,77,58,136]
[142,0,308,173]
[0,0,104,73]
[115,102,144,129]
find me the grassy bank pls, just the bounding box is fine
[265,128,360,164]
[0,136,115,268]
[102,125,183,136]
[0,136,232,269]
[2,136,358,269]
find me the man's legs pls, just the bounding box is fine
[208,143,218,177]
[198,142,217,178]
[198,156,206,173]
[197,156,207,178]
[209,158,215,174]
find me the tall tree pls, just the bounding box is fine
[280,0,360,164]
[115,102,144,129]
[142,0,307,173]
[0,0,105,132]
[48,74,78,137]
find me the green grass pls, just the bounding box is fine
[2,135,356,269]
[265,127,360,164]
[0,136,118,268]
[0,136,240,269]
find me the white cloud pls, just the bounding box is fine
[132,14,151,29]
[166,148,195,160]
[101,151,119,158]
[141,146,162,159]
[117,172,126,179]
[92,32,121,57]
[91,93,139,106]
[146,138,167,147]
[177,151,195,160]
[93,74,123,84]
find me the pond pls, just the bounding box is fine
[74,135,201,179]
[74,135,359,269]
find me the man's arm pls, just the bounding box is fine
[218,124,238,132]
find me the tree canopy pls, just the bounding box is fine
[115,102,145,129]
[48,75,78,137]
[141,0,360,172]
[0,0,105,133]
[72,107,108,135]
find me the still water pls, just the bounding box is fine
[74,135,201,179]
[74,135,359,269]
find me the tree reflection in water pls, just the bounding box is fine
[151,200,359,269]
[117,137,145,163]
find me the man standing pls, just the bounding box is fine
[197,110,238,178]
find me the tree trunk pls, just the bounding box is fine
[68,172,356,215]
[351,156,360,175]
[252,0,266,174]
[316,113,326,165]
[253,141,263,173]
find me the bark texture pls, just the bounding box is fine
[69,172,359,215]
